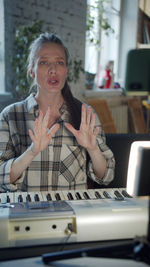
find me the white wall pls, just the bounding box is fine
[1,0,87,103]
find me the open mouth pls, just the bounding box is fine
[48,78,59,85]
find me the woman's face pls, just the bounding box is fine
[31,42,68,95]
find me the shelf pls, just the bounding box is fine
[139,0,150,17]
[137,43,150,48]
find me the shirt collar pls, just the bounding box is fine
[26,93,39,113]
[25,93,69,120]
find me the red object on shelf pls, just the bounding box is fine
[104,69,111,89]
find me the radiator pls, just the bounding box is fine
[110,105,128,133]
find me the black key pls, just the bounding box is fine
[75,192,82,200]
[121,190,132,198]
[18,194,23,202]
[6,195,10,203]
[55,193,61,201]
[95,191,102,199]
[67,192,74,200]
[34,194,40,202]
[46,193,52,201]
[114,190,124,201]
[103,191,111,199]
[26,194,31,202]
[83,191,90,199]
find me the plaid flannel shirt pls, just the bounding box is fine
[0,94,115,192]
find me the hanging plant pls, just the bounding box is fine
[67,59,84,84]
[86,0,114,47]
[11,21,44,100]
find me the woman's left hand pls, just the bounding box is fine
[65,104,100,151]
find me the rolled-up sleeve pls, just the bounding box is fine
[87,114,115,185]
[0,110,17,192]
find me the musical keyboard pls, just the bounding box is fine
[0,188,148,249]
[0,188,132,204]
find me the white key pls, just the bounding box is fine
[40,191,50,201]
[86,189,98,199]
[0,193,7,203]
[14,192,27,203]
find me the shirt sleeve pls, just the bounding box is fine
[87,113,115,186]
[0,110,18,192]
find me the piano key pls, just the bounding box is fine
[14,192,27,203]
[99,188,115,198]
[6,192,14,203]
[94,191,102,199]
[34,193,40,202]
[75,192,82,200]
[46,193,52,201]
[0,193,7,203]
[63,190,77,201]
[47,191,64,201]
[103,190,111,199]
[83,191,90,199]
[55,193,61,201]
[75,190,91,200]
[114,190,124,200]
[121,189,132,198]
[108,188,120,198]
[26,194,32,202]
[0,188,132,204]
[86,189,97,199]
[74,190,84,200]
[56,191,66,200]
[30,192,43,202]
[96,188,122,199]
[67,192,74,200]
[0,193,13,203]
[37,192,44,201]
[18,194,23,202]
[39,191,50,201]
[75,190,94,200]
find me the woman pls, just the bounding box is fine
[0,32,115,192]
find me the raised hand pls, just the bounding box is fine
[28,107,60,156]
[65,104,100,151]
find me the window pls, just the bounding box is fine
[85,0,121,89]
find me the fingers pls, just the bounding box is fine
[86,106,92,125]
[81,104,96,127]
[28,129,35,142]
[47,123,60,137]
[81,104,86,125]
[90,112,96,129]
[65,123,77,136]
[31,107,59,140]
[34,107,51,134]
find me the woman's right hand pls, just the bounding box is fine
[28,107,60,156]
